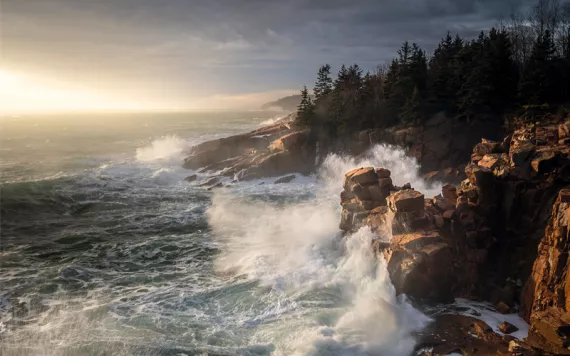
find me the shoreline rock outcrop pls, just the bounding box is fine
[339,116,570,355]
[182,114,315,181]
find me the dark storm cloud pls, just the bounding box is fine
[2,0,540,107]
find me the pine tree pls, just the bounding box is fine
[296,86,315,127]
[399,86,422,124]
[313,64,333,103]
[519,29,557,104]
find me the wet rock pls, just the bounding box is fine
[387,189,425,214]
[415,314,516,355]
[199,177,219,187]
[345,167,378,186]
[207,182,224,191]
[375,168,391,178]
[499,321,519,334]
[495,301,512,315]
[274,174,296,184]
[184,174,197,182]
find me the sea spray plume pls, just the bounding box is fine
[135,135,187,162]
[319,143,442,199]
[208,143,432,355]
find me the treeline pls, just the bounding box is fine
[296,0,570,138]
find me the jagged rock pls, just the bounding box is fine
[199,177,219,187]
[510,142,535,166]
[442,184,457,202]
[386,240,454,301]
[274,174,296,184]
[499,321,519,334]
[207,182,224,191]
[415,315,516,355]
[530,149,559,174]
[559,121,570,140]
[387,189,425,213]
[495,301,512,315]
[521,189,570,354]
[269,130,307,152]
[345,167,379,186]
[184,174,197,182]
[375,168,391,178]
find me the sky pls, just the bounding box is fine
[1,0,538,112]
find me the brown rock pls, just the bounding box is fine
[368,184,388,202]
[387,189,425,213]
[442,209,455,220]
[559,121,570,139]
[478,154,502,170]
[345,167,378,186]
[473,141,501,157]
[339,208,354,231]
[495,301,512,314]
[442,184,457,202]
[510,142,535,166]
[416,315,513,356]
[521,189,570,354]
[530,150,558,174]
[352,183,372,201]
[268,130,307,152]
[377,177,393,188]
[375,168,391,178]
[434,215,444,227]
[340,189,355,202]
[392,231,443,250]
[499,321,519,334]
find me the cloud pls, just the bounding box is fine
[1,0,546,110]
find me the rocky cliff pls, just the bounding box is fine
[339,116,570,354]
[182,114,315,184]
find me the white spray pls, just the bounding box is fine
[208,144,434,355]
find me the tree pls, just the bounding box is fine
[296,86,315,127]
[519,30,558,104]
[400,86,422,124]
[313,64,333,103]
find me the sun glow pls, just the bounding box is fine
[0,69,150,114]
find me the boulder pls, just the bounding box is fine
[442,184,457,202]
[499,321,519,334]
[559,120,570,140]
[274,174,296,184]
[375,168,391,178]
[510,142,535,166]
[184,174,197,182]
[199,177,219,187]
[387,189,425,214]
[269,130,308,152]
[345,167,378,186]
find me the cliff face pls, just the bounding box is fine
[354,114,502,180]
[339,116,570,354]
[521,189,570,354]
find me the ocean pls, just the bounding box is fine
[0,111,520,356]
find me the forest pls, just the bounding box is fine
[296,0,570,140]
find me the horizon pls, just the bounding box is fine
[2,0,540,114]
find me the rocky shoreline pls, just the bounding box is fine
[183,115,570,354]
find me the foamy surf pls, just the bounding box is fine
[208,144,433,355]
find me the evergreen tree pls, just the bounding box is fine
[296,86,315,127]
[399,86,422,124]
[519,30,557,104]
[313,64,333,103]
